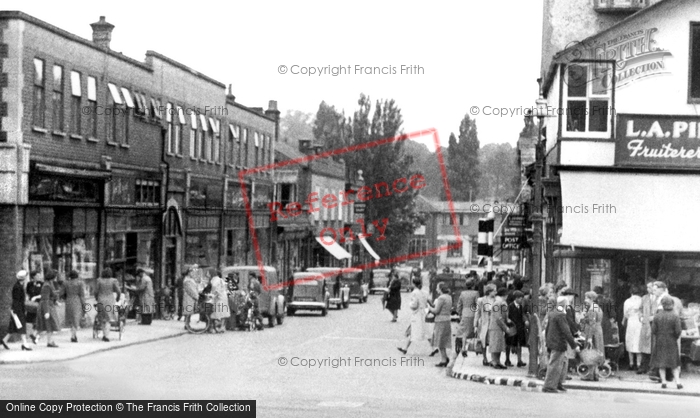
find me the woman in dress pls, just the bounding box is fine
[385,273,402,322]
[94,268,121,342]
[427,282,452,367]
[25,271,43,344]
[623,286,643,370]
[63,270,86,343]
[208,273,230,333]
[34,269,60,348]
[398,277,430,355]
[580,291,605,381]
[650,296,683,389]
[455,278,479,357]
[1,271,32,351]
[475,284,496,366]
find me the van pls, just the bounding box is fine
[220,266,286,327]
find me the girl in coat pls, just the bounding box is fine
[2,271,32,351]
[487,287,509,369]
[580,291,605,381]
[427,282,452,367]
[398,277,430,355]
[209,274,230,333]
[94,268,121,342]
[63,270,86,343]
[385,275,402,322]
[35,269,60,348]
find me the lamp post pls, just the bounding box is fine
[527,81,549,377]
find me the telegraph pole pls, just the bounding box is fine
[527,81,547,377]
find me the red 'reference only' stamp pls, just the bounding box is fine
[238,128,461,291]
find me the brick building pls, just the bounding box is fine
[0,12,278,330]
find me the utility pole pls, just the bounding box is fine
[527,80,547,377]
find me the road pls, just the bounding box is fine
[1,289,699,417]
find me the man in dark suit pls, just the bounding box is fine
[543,297,581,393]
[505,290,528,367]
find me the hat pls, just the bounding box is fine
[560,287,578,296]
[16,270,28,279]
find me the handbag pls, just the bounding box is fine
[11,312,23,330]
[467,337,483,354]
[425,311,435,323]
[506,325,517,337]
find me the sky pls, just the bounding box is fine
[4,0,544,151]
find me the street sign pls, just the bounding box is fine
[501,235,523,250]
[354,202,366,214]
[503,227,523,236]
[507,215,526,228]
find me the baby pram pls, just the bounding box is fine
[92,295,127,341]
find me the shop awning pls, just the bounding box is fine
[559,171,700,252]
[359,236,380,260]
[315,236,351,260]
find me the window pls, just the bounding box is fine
[447,241,462,257]
[106,83,124,143]
[563,62,612,137]
[199,114,208,161]
[213,124,220,163]
[33,58,45,127]
[189,112,197,159]
[120,88,133,145]
[690,23,700,102]
[135,180,161,205]
[70,71,81,135]
[242,128,248,167]
[234,125,241,166]
[166,102,173,154]
[87,76,97,138]
[209,118,220,163]
[52,65,64,132]
[254,132,260,167]
[228,124,239,166]
[409,239,428,255]
[175,106,185,155]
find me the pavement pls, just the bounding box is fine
[447,345,700,397]
[0,318,187,365]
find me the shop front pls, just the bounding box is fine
[22,168,106,293]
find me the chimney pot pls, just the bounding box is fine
[90,16,115,50]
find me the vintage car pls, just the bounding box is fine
[428,272,467,318]
[395,266,416,292]
[287,271,330,316]
[306,267,350,309]
[221,266,286,327]
[369,268,391,294]
[339,267,369,303]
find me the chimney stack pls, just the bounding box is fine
[226,84,236,105]
[90,16,114,50]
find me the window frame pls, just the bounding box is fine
[561,61,614,139]
[166,102,173,154]
[689,22,700,103]
[87,76,98,139]
[33,58,46,128]
[69,71,81,136]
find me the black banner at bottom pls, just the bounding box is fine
[2,401,255,417]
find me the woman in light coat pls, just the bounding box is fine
[398,277,430,355]
[63,270,86,343]
[209,273,230,333]
[475,284,496,366]
[427,282,453,367]
[181,266,200,329]
[580,291,605,381]
[487,287,509,369]
[94,268,121,342]
[623,286,643,370]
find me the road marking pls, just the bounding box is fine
[317,401,364,408]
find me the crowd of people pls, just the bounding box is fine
[2,266,157,350]
[388,266,689,391]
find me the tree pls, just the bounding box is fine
[279,110,314,143]
[445,114,480,201]
[478,143,520,201]
[349,94,425,260]
[312,101,351,158]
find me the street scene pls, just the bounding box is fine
[2,0,700,417]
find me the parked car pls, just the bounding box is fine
[306,267,350,309]
[428,272,466,317]
[369,268,391,294]
[395,266,414,292]
[287,271,330,316]
[339,267,369,303]
[221,266,286,327]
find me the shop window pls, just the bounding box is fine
[70,71,81,135]
[33,58,46,128]
[28,174,100,203]
[87,76,97,138]
[447,241,462,257]
[690,23,700,102]
[563,62,612,138]
[135,180,161,206]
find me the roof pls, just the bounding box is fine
[543,0,676,94]
[275,141,308,164]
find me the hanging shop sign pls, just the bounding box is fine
[615,114,700,168]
